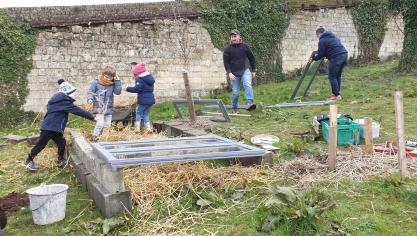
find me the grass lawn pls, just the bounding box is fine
[1,59,417,235]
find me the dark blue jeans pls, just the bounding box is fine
[328,53,347,96]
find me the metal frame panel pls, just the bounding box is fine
[172,99,231,122]
[91,135,265,169]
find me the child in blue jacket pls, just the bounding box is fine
[24,79,95,171]
[126,63,155,131]
[87,66,122,140]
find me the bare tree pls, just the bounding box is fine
[172,3,197,123]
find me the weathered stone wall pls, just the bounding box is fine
[24,19,226,112]
[281,8,404,71]
[5,4,404,112]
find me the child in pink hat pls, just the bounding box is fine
[126,63,155,131]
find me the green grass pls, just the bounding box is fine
[1,59,417,235]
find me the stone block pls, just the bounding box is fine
[70,155,90,190]
[3,135,27,144]
[85,174,132,218]
[27,135,40,146]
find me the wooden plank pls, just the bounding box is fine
[395,91,408,178]
[328,105,337,171]
[364,117,373,155]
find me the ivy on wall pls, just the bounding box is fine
[390,0,417,72]
[199,0,291,84]
[351,0,390,64]
[0,10,38,128]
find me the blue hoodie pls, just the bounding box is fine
[313,31,348,61]
[126,73,155,105]
[41,92,95,133]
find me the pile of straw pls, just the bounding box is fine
[123,162,272,210]
[94,126,165,142]
[275,146,417,187]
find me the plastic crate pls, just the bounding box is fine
[321,118,361,145]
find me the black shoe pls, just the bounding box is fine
[57,159,67,168]
[246,103,257,111]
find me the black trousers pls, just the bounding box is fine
[27,130,66,162]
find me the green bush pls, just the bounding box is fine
[0,10,37,128]
[351,0,390,64]
[389,0,417,72]
[199,0,291,84]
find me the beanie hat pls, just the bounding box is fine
[57,78,76,95]
[132,63,147,75]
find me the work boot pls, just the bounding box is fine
[328,95,338,100]
[23,160,40,171]
[246,103,256,111]
[57,159,67,168]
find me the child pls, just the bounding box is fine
[126,63,155,131]
[87,66,122,140]
[23,79,95,171]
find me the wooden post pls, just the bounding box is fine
[394,91,408,178]
[182,69,196,123]
[364,117,374,155]
[328,105,337,171]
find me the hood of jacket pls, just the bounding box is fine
[140,74,155,86]
[320,31,336,39]
[47,92,75,112]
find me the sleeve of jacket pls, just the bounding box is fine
[67,105,95,120]
[223,47,231,74]
[245,44,257,72]
[126,80,144,93]
[87,80,98,101]
[113,80,122,95]
[313,40,326,61]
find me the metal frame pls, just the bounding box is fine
[91,135,265,169]
[291,51,325,99]
[172,99,231,122]
[266,100,335,108]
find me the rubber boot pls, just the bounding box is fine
[145,122,152,133]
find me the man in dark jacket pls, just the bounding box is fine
[223,29,257,113]
[310,26,348,100]
[23,79,95,171]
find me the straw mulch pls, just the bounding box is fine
[122,162,272,235]
[275,146,417,187]
[93,126,165,142]
[123,162,272,210]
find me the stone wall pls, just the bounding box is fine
[4,4,404,112]
[281,8,404,72]
[24,19,226,112]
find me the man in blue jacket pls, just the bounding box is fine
[23,79,95,171]
[310,26,348,100]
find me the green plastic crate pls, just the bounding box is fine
[321,118,361,145]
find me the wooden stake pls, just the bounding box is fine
[328,105,337,171]
[394,91,408,178]
[364,117,374,155]
[182,69,196,123]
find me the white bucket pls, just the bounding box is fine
[354,119,380,139]
[26,184,69,225]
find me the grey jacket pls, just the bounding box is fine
[87,79,122,115]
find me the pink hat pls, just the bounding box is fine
[132,63,146,75]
